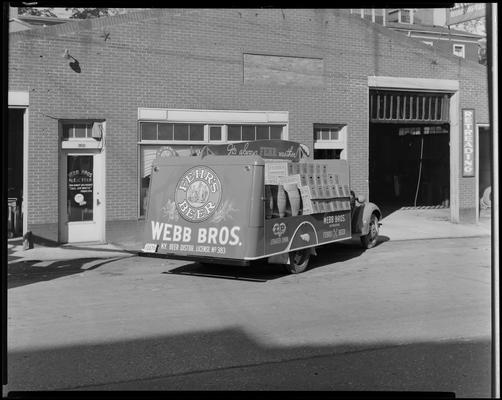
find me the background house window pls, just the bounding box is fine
[400,9,413,24]
[453,44,466,58]
[388,8,414,24]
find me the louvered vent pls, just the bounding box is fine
[370,91,450,123]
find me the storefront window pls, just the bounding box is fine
[158,124,174,140]
[138,122,285,217]
[141,123,157,140]
[256,125,269,140]
[174,124,189,140]
[139,145,198,216]
[242,125,255,141]
[209,126,222,141]
[189,124,204,141]
[228,125,241,141]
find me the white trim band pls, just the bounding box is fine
[138,108,289,124]
[368,76,459,92]
[8,91,29,106]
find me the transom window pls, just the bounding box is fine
[227,125,283,142]
[140,123,205,141]
[140,122,284,143]
[314,125,342,141]
[63,123,94,139]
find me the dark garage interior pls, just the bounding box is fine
[8,108,24,237]
[368,90,451,213]
[369,123,450,210]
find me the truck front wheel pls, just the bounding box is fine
[360,213,379,249]
[285,248,311,274]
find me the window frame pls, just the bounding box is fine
[399,8,414,24]
[313,124,348,160]
[62,121,95,141]
[453,43,466,58]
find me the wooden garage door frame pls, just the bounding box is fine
[368,76,460,223]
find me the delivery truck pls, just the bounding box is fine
[140,140,381,273]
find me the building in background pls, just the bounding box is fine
[8,7,69,33]
[446,3,486,35]
[8,9,489,245]
[350,7,486,64]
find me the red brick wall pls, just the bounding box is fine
[9,8,488,228]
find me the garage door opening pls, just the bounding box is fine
[368,90,451,212]
[478,125,491,216]
[8,108,25,238]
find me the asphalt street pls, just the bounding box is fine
[5,236,492,396]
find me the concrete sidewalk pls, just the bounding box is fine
[7,208,492,263]
[7,240,135,263]
[379,207,492,242]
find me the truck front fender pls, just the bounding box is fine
[354,202,382,235]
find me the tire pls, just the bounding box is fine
[360,213,379,249]
[285,248,311,274]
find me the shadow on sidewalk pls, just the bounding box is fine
[7,257,127,289]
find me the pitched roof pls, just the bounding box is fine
[386,22,485,38]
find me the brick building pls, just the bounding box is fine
[7,8,490,245]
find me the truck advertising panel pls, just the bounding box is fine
[264,211,351,255]
[143,156,264,260]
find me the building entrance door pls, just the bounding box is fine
[59,150,105,243]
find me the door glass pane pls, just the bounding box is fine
[189,124,204,141]
[67,155,93,221]
[158,124,173,140]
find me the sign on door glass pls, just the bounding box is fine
[67,155,93,221]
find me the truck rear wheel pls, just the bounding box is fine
[285,248,310,274]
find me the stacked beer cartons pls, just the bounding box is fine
[310,161,351,213]
[297,162,313,215]
[327,164,351,212]
[296,161,353,214]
